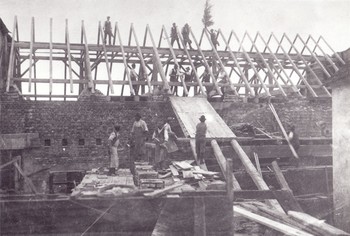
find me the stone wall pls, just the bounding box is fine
[211,98,332,138]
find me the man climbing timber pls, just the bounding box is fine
[195,115,207,164]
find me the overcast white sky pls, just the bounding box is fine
[1,0,349,52]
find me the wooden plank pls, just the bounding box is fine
[234,206,313,236]
[211,140,241,190]
[0,133,39,150]
[0,156,21,170]
[268,103,299,159]
[28,17,34,92]
[6,16,17,92]
[143,181,184,198]
[169,165,179,177]
[230,139,285,213]
[49,18,53,95]
[194,197,206,236]
[226,158,235,235]
[254,152,262,177]
[288,211,350,236]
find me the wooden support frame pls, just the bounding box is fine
[107,25,118,95]
[116,22,135,96]
[121,26,133,96]
[283,34,331,97]
[162,26,189,96]
[98,22,114,94]
[218,30,255,96]
[81,20,94,93]
[309,35,339,72]
[49,18,53,99]
[257,32,301,95]
[131,24,152,94]
[318,35,345,65]
[146,25,170,90]
[203,29,239,96]
[232,31,271,97]
[245,32,287,97]
[28,17,34,93]
[65,19,74,94]
[188,27,222,96]
[296,34,331,78]
[6,16,18,92]
[271,33,318,97]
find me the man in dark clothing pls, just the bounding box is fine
[104,16,114,45]
[181,23,193,50]
[170,23,181,49]
[169,64,179,96]
[210,29,220,49]
[196,115,207,164]
[202,68,212,95]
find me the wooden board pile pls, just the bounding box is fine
[134,162,159,187]
[235,202,350,236]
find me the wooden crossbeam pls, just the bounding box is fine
[14,162,38,194]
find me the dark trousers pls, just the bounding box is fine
[104,32,113,45]
[196,139,206,163]
[171,37,181,49]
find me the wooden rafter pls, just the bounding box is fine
[204,29,239,96]
[309,35,338,72]
[81,20,94,93]
[49,18,53,99]
[65,19,74,93]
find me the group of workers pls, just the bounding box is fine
[107,113,208,175]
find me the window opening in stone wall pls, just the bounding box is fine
[62,139,68,146]
[78,139,85,146]
[44,139,51,147]
[96,138,102,145]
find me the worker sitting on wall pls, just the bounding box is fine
[108,125,121,175]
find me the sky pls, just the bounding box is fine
[1,0,349,51]
[1,0,349,98]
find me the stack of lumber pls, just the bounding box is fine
[71,169,135,198]
[134,162,158,186]
[235,202,350,236]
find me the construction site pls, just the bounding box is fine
[1,12,350,235]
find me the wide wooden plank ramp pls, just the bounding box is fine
[170,97,234,138]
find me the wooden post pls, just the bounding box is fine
[211,140,241,190]
[230,139,285,213]
[81,21,94,93]
[49,18,53,99]
[6,16,17,92]
[226,158,234,236]
[65,19,73,94]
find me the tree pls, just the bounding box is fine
[202,0,214,29]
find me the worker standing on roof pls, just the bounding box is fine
[202,68,212,95]
[108,125,121,175]
[170,23,181,49]
[181,23,193,50]
[183,67,193,96]
[130,63,139,95]
[104,16,114,45]
[210,29,220,49]
[130,113,149,162]
[196,115,207,164]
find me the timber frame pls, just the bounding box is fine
[5,16,345,100]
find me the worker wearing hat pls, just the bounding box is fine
[195,115,207,164]
[104,16,114,45]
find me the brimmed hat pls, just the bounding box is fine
[199,115,206,121]
[135,113,141,118]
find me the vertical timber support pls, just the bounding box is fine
[81,20,94,93]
